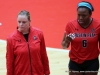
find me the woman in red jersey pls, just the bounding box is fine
[62,1,100,75]
[6,10,50,75]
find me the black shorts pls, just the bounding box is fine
[68,57,99,72]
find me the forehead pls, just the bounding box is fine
[17,15,28,21]
[77,8,89,14]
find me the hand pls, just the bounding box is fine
[62,33,75,49]
[67,33,75,41]
[61,33,75,49]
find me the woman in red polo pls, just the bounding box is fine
[62,1,100,75]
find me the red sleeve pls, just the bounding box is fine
[65,22,72,35]
[99,35,100,49]
[40,32,50,75]
[97,24,100,50]
[6,37,14,75]
[98,26,100,49]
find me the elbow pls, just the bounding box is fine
[61,41,67,49]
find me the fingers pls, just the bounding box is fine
[67,33,75,40]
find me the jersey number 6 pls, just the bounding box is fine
[82,40,87,48]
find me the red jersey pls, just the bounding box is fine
[65,18,100,64]
[6,26,50,75]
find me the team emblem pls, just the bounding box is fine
[33,36,37,40]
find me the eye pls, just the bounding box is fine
[22,21,26,24]
[82,15,87,17]
[18,21,21,23]
[78,14,87,18]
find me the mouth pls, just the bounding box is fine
[78,20,84,24]
[20,26,24,28]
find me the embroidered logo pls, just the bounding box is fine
[75,28,78,31]
[33,36,37,40]
[17,39,21,42]
[91,28,95,32]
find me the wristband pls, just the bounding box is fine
[67,33,75,40]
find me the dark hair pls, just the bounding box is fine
[18,10,31,21]
[77,1,94,15]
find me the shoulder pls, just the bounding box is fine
[7,30,18,40]
[92,18,100,24]
[30,27,44,37]
[66,19,78,29]
[92,18,100,28]
[6,30,19,44]
[66,19,77,26]
[30,27,43,34]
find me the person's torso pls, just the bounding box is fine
[11,27,44,75]
[66,19,100,64]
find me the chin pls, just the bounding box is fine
[18,28,23,32]
[79,22,84,25]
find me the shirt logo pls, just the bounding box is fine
[17,39,21,42]
[91,28,95,32]
[75,28,78,31]
[33,36,37,40]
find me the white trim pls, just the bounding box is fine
[0,39,6,43]
[46,47,69,52]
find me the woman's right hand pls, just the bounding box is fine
[61,33,75,49]
[67,33,75,41]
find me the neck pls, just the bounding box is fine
[22,31,29,34]
[18,29,29,34]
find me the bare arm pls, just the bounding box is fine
[61,32,75,49]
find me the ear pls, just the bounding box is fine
[89,14,92,17]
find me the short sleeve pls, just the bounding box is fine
[65,22,72,35]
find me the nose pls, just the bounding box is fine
[79,16,83,20]
[19,22,23,26]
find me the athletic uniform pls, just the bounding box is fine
[65,18,100,71]
[6,26,50,75]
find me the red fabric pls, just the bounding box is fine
[65,18,100,64]
[6,26,50,75]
